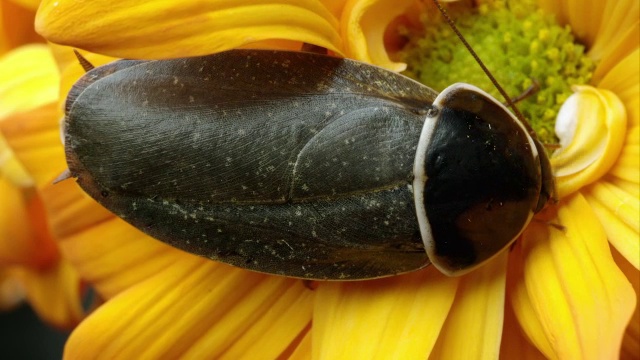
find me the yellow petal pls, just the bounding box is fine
[0,44,59,119]
[319,0,346,18]
[508,242,555,357]
[59,217,179,299]
[500,257,547,360]
[583,180,640,269]
[611,247,640,359]
[236,39,305,52]
[0,177,58,267]
[511,193,636,360]
[184,274,312,359]
[14,258,84,329]
[0,269,26,310]
[0,1,42,54]
[538,0,607,51]
[587,0,639,62]
[288,329,312,360]
[551,85,627,198]
[536,0,565,21]
[313,268,459,359]
[609,127,640,184]
[1,103,67,188]
[609,176,640,198]
[36,0,343,59]
[599,49,639,128]
[341,0,413,71]
[39,177,114,240]
[586,180,639,233]
[0,133,32,187]
[592,20,639,84]
[65,261,312,359]
[7,0,40,11]
[430,251,508,360]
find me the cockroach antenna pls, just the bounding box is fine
[431,0,537,137]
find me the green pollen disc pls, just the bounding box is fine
[399,0,596,145]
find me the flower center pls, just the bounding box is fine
[399,0,596,146]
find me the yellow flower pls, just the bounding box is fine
[0,42,85,328]
[34,0,638,358]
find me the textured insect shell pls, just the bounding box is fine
[413,83,543,276]
[64,49,440,280]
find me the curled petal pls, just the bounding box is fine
[584,180,640,269]
[341,0,413,71]
[430,252,508,360]
[0,44,58,119]
[36,0,343,59]
[511,193,636,360]
[551,85,627,198]
[604,48,640,186]
[313,268,459,359]
[65,261,312,359]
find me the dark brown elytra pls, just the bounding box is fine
[61,0,555,279]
